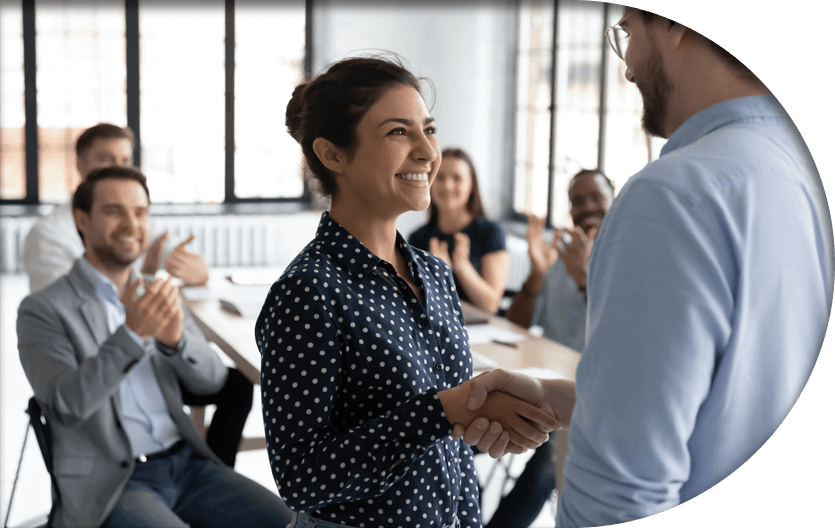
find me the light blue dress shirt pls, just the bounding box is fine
[77,257,181,457]
[556,95,831,527]
[531,259,587,351]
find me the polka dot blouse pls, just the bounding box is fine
[256,212,482,528]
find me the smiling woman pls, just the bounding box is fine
[409,149,510,314]
[257,55,559,528]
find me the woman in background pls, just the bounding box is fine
[409,149,509,313]
[257,55,557,528]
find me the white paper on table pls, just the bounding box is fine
[227,268,284,286]
[471,351,499,370]
[180,286,216,301]
[465,324,527,346]
[511,367,567,380]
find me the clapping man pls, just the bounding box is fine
[17,166,292,527]
[23,123,251,467]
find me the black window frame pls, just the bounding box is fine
[1,0,313,207]
[510,0,650,227]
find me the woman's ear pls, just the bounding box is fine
[313,137,345,174]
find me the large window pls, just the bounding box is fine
[512,0,665,226]
[36,0,127,203]
[0,0,308,206]
[0,0,26,201]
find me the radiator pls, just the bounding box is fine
[1,216,37,274]
[0,212,322,274]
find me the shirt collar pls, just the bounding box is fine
[315,211,420,282]
[77,255,127,303]
[660,95,788,158]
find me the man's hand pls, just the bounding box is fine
[141,232,169,276]
[439,378,559,454]
[122,276,184,349]
[452,369,576,456]
[526,215,558,279]
[166,235,210,286]
[428,237,453,269]
[559,226,597,290]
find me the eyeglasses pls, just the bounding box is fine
[605,10,640,60]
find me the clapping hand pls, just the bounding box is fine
[166,234,210,286]
[428,237,453,269]
[122,276,184,350]
[526,215,558,278]
[559,226,598,289]
[451,232,471,268]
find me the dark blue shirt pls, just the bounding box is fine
[256,212,482,528]
[408,218,506,304]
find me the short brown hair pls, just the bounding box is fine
[72,166,150,243]
[639,10,757,82]
[75,123,135,158]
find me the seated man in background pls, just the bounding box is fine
[23,123,251,467]
[17,166,292,528]
[484,169,613,528]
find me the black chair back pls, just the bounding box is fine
[26,397,60,527]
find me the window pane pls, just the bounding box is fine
[36,0,126,204]
[601,5,665,192]
[1,0,26,200]
[235,2,305,199]
[550,0,604,227]
[139,1,224,204]
[512,0,554,216]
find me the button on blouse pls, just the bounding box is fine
[256,212,482,528]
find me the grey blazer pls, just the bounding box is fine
[17,259,227,528]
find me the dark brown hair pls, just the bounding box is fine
[428,148,486,225]
[285,54,427,197]
[72,165,150,242]
[75,123,135,157]
[569,168,614,193]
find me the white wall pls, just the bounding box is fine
[311,0,517,238]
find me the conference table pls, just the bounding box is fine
[182,267,581,492]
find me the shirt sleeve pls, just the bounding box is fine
[23,220,78,293]
[17,294,149,428]
[556,179,734,527]
[256,276,454,511]
[480,219,507,254]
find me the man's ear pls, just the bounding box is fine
[76,156,86,180]
[665,18,689,50]
[312,137,346,174]
[73,209,89,243]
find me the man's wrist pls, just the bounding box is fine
[521,273,545,298]
[156,335,183,355]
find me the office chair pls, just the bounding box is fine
[4,397,59,528]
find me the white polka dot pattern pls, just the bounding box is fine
[256,212,482,528]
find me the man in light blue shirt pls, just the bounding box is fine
[458,6,831,527]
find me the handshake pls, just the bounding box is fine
[438,369,577,458]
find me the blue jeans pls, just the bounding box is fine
[290,511,461,528]
[102,443,292,528]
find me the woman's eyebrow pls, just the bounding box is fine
[378,117,436,127]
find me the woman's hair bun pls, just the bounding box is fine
[285,82,309,143]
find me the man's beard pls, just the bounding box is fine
[90,242,139,270]
[636,45,673,138]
